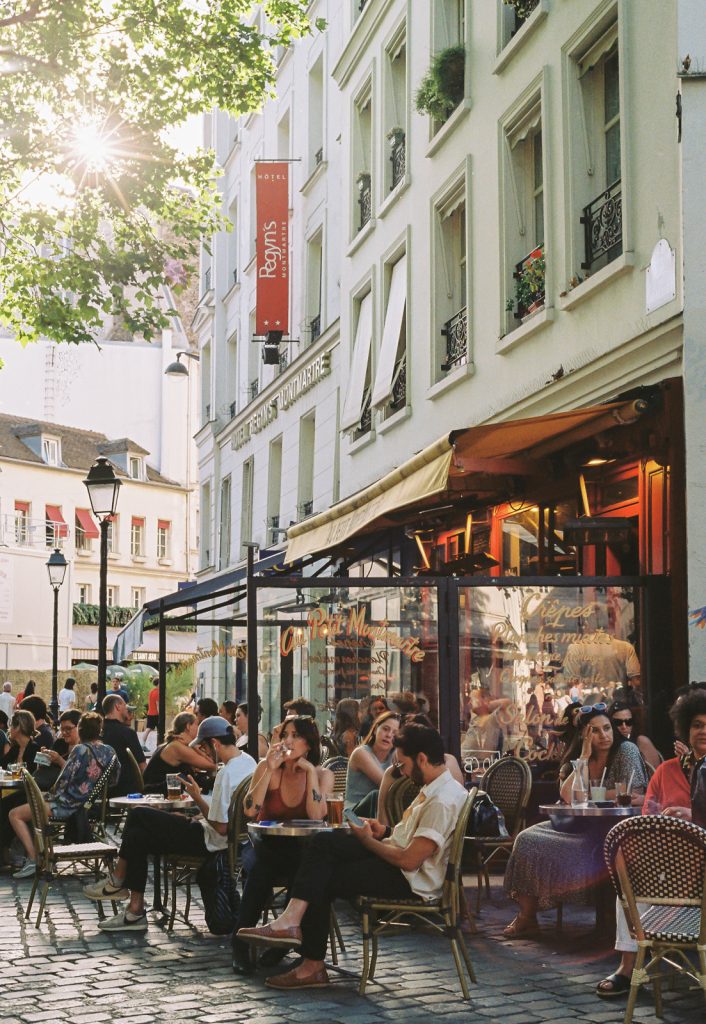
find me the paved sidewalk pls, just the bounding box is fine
[0,871,703,1024]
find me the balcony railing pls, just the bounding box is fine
[355,387,372,437]
[512,245,545,321]
[314,147,323,166]
[357,173,371,231]
[310,313,321,343]
[440,307,468,372]
[229,401,236,419]
[298,500,314,520]
[279,351,288,374]
[580,179,622,272]
[390,134,405,191]
[248,379,259,402]
[0,514,69,550]
[388,352,407,412]
[359,0,369,11]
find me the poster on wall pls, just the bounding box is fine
[0,555,13,624]
[256,161,289,336]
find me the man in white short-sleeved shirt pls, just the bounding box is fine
[236,723,469,990]
[83,716,256,931]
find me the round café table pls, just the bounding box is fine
[247,820,350,838]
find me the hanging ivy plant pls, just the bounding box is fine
[508,0,540,21]
[415,45,466,123]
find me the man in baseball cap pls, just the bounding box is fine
[83,716,257,932]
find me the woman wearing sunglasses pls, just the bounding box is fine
[607,701,662,769]
[502,704,649,939]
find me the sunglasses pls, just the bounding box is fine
[579,702,607,715]
[613,717,634,727]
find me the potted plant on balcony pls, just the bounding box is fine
[415,45,465,123]
[509,246,545,320]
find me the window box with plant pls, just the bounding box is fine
[387,127,406,190]
[508,245,545,321]
[415,45,465,126]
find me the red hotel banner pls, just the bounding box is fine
[256,162,289,336]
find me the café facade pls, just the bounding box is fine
[118,376,684,765]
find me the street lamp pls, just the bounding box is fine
[83,457,121,705]
[46,548,68,723]
[164,350,199,376]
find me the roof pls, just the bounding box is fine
[0,412,175,485]
[97,438,150,456]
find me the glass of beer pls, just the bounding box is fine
[166,774,182,801]
[614,782,632,807]
[326,796,344,825]
[9,763,21,780]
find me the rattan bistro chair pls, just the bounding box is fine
[604,815,706,1024]
[321,756,348,797]
[465,755,532,912]
[387,776,420,827]
[227,773,254,884]
[22,769,119,929]
[358,789,478,1001]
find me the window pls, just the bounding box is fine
[267,438,282,544]
[42,437,60,465]
[353,83,373,234]
[277,109,290,161]
[201,482,212,568]
[227,332,238,418]
[201,341,212,425]
[218,478,231,570]
[128,456,143,480]
[75,508,98,552]
[247,310,259,403]
[500,0,539,49]
[157,519,171,560]
[240,459,253,558]
[106,515,117,554]
[227,197,238,287]
[373,253,407,416]
[502,96,545,326]
[297,415,315,520]
[306,231,323,346]
[341,291,373,436]
[308,57,324,174]
[45,505,68,547]
[130,516,145,557]
[106,585,118,608]
[14,501,30,545]
[433,179,468,377]
[383,29,407,193]
[78,584,91,604]
[131,587,144,610]
[572,24,622,273]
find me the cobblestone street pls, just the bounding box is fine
[0,870,703,1024]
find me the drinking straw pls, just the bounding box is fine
[627,769,635,793]
[599,765,607,788]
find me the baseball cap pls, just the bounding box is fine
[195,715,232,742]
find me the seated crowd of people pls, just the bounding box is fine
[2,675,705,1002]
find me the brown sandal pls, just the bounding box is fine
[502,916,540,939]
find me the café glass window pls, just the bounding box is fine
[253,582,440,740]
[457,582,640,766]
[498,502,577,576]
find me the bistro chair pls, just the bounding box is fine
[319,735,336,763]
[21,769,120,929]
[604,815,706,1024]
[386,776,419,827]
[107,748,144,836]
[227,773,254,884]
[358,789,478,1000]
[321,756,348,797]
[466,755,532,912]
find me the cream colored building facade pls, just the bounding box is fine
[197,0,706,697]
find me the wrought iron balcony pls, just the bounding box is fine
[389,133,405,190]
[357,173,371,230]
[512,245,545,321]
[248,379,259,402]
[355,387,372,437]
[298,500,314,520]
[580,179,622,272]
[358,0,368,11]
[389,353,407,412]
[229,401,236,419]
[440,307,468,372]
[314,147,323,166]
[514,0,539,28]
[310,313,321,343]
[232,269,238,285]
[279,351,288,374]
[204,266,211,293]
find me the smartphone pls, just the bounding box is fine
[343,807,364,827]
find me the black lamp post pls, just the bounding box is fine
[83,457,121,705]
[46,547,68,723]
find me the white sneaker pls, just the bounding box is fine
[97,909,148,932]
[83,876,130,901]
[13,859,36,879]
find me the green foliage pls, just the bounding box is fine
[73,602,136,627]
[415,46,465,123]
[508,248,545,315]
[0,0,314,347]
[509,0,540,22]
[123,662,192,720]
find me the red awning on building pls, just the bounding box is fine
[75,507,99,539]
[45,504,69,538]
[157,519,170,531]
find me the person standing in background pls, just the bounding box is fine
[58,677,77,714]
[0,683,16,720]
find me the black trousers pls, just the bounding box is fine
[119,807,208,894]
[292,831,412,961]
[0,791,26,851]
[232,837,303,959]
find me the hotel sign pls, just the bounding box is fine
[232,350,331,450]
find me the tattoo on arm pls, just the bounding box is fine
[312,788,322,802]
[244,795,253,809]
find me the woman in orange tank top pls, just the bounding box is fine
[233,717,334,975]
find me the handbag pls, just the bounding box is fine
[469,792,509,838]
[196,850,241,935]
[691,756,706,829]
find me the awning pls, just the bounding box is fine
[45,505,68,538]
[75,625,198,665]
[372,255,407,408]
[75,508,99,539]
[340,292,373,432]
[285,399,648,563]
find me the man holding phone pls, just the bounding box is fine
[236,723,468,990]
